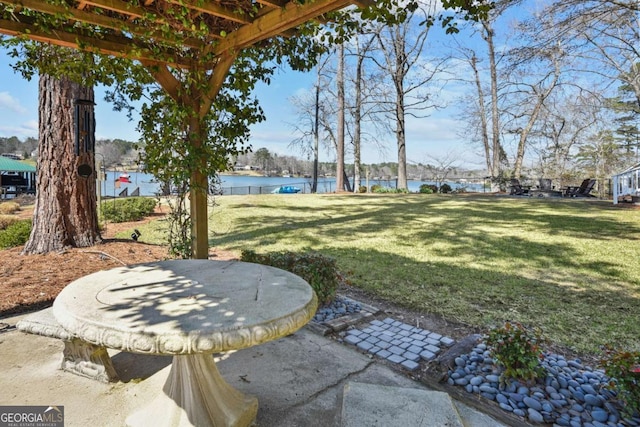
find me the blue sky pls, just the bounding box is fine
[0,30,485,167]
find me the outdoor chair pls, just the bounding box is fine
[564,179,596,197]
[509,179,530,196]
[537,179,554,191]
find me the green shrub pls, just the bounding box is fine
[370,184,382,193]
[372,186,389,193]
[419,184,436,194]
[0,202,20,215]
[486,321,546,384]
[372,186,409,194]
[358,185,367,193]
[601,345,640,416]
[0,219,32,249]
[240,249,340,305]
[0,215,18,230]
[100,197,157,223]
[440,183,453,194]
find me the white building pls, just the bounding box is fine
[612,163,640,204]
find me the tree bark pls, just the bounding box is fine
[353,37,363,193]
[23,74,101,254]
[471,54,492,178]
[483,20,502,183]
[336,44,345,192]
[395,29,408,190]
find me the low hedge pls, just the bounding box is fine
[100,197,157,223]
[240,249,340,305]
[0,219,31,249]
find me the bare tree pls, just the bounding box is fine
[423,151,461,191]
[546,0,640,105]
[576,128,625,197]
[529,91,600,185]
[503,26,566,179]
[344,32,386,192]
[450,1,518,189]
[369,1,444,190]
[288,57,340,183]
[336,43,346,191]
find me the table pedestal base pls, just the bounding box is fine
[126,354,258,427]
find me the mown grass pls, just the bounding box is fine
[129,193,640,356]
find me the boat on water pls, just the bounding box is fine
[116,173,131,184]
[272,185,301,194]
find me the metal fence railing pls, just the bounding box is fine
[219,181,337,195]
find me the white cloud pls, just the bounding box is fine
[22,120,38,132]
[406,116,460,141]
[0,92,28,114]
[0,122,38,139]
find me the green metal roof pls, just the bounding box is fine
[0,156,36,173]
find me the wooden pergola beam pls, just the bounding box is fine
[80,0,149,19]
[0,0,207,48]
[255,0,287,8]
[83,0,252,26]
[214,0,353,54]
[0,17,190,67]
[0,0,364,67]
[164,0,251,24]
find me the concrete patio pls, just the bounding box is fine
[0,310,510,427]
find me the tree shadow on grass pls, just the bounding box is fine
[211,194,640,280]
[209,194,640,354]
[323,247,640,356]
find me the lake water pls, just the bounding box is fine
[100,171,486,197]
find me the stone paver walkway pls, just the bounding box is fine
[342,317,455,371]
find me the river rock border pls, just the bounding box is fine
[307,295,381,336]
[447,341,640,426]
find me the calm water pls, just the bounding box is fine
[100,171,485,197]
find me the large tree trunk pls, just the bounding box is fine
[22,74,101,254]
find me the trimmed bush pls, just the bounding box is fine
[0,219,32,249]
[0,202,20,215]
[240,249,340,305]
[101,197,157,223]
[440,183,453,194]
[0,215,18,230]
[419,184,436,194]
[372,186,409,194]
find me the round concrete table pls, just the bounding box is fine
[52,259,318,427]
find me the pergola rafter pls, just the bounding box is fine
[0,0,370,258]
[0,0,363,65]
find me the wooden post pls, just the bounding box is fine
[190,171,209,259]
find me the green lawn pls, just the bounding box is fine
[133,193,640,356]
